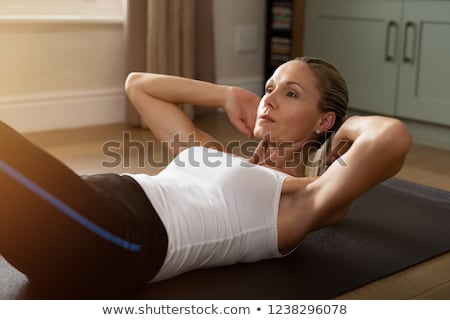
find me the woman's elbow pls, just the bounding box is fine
[125,72,145,98]
[380,119,412,175]
[388,119,412,159]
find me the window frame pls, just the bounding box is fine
[0,0,124,24]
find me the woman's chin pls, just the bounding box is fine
[253,131,275,143]
[252,128,264,141]
[253,122,271,137]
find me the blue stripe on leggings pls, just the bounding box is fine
[0,160,142,252]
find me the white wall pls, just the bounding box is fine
[0,0,126,133]
[213,0,266,96]
[0,0,267,132]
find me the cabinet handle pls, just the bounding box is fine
[403,21,417,64]
[385,21,398,62]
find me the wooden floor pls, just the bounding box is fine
[24,112,450,299]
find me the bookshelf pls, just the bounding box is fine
[264,0,304,80]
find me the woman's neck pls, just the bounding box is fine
[251,141,312,177]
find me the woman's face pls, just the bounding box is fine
[254,60,323,146]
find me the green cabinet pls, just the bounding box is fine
[397,2,450,125]
[304,0,450,126]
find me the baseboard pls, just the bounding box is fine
[404,119,450,151]
[0,88,126,133]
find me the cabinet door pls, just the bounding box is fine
[397,1,450,126]
[303,0,402,115]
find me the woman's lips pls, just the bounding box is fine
[260,114,275,122]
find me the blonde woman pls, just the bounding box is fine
[0,57,411,297]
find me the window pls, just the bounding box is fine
[0,0,124,21]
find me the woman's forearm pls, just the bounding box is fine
[124,72,229,148]
[333,115,412,180]
[313,115,412,220]
[125,72,228,109]
[125,72,260,141]
[330,116,411,157]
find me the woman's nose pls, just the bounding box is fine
[264,90,278,109]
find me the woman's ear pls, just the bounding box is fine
[318,112,336,132]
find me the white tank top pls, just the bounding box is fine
[126,146,290,282]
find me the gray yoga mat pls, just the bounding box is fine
[1,178,449,299]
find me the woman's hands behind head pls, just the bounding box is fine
[223,86,260,139]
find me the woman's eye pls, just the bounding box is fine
[287,91,298,98]
[265,87,273,94]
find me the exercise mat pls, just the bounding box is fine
[1,178,449,299]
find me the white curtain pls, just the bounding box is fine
[146,0,195,77]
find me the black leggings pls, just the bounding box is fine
[0,121,167,298]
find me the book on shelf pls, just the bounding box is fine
[271,1,293,31]
[271,37,291,55]
[270,53,291,67]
